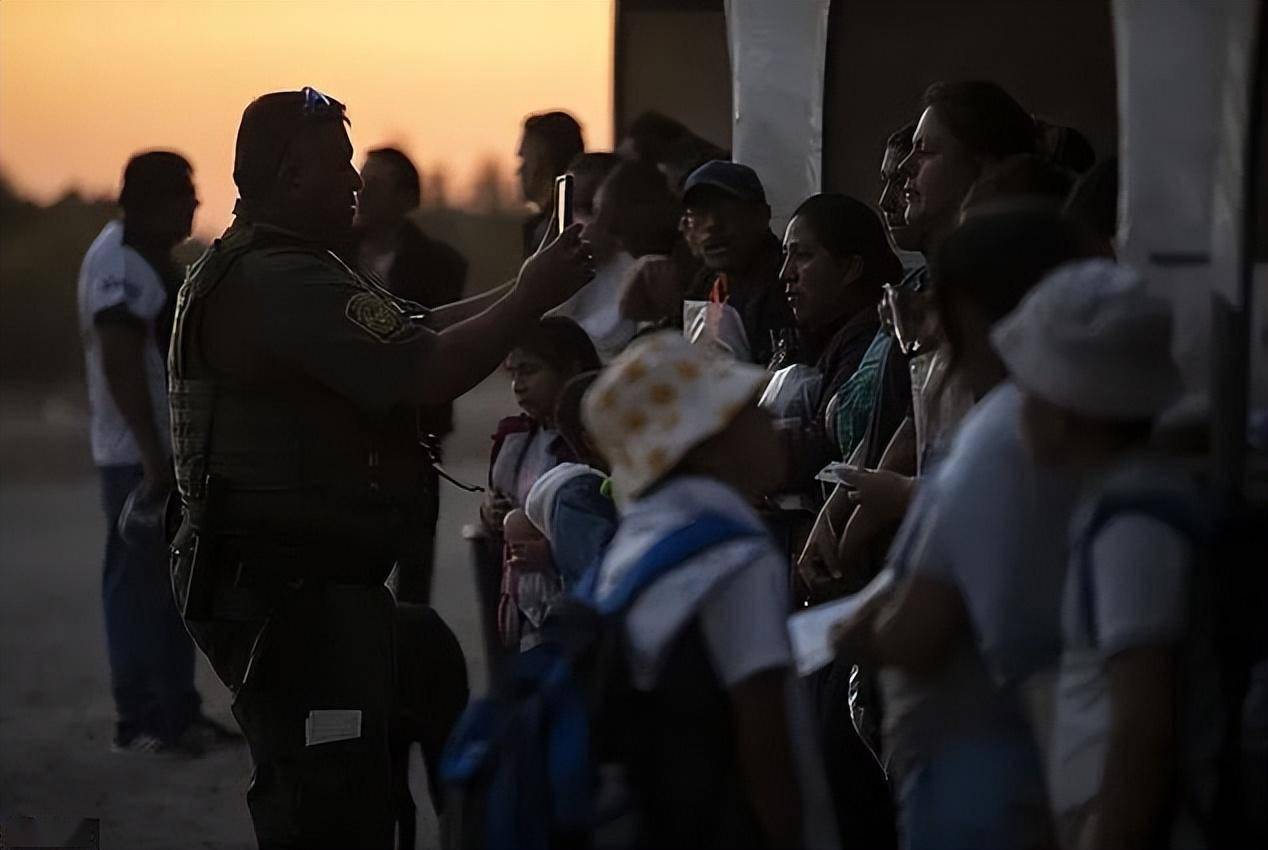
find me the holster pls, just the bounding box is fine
[170,475,222,624]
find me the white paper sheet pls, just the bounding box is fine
[786,569,895,677]
[305,709,362,747]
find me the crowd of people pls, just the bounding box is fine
[75,78,1265,850]
[454,82,1266,850]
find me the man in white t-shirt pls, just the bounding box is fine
[77,151,232,755]
[995,259,1218,850]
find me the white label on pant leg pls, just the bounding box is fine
[305,710,362,746]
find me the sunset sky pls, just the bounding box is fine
[0,0,614,237]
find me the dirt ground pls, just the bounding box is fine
[0,375,514,849]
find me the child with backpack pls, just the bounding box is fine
[579,331,839,849]
[443,333,837,850]
[992,259,1219,850]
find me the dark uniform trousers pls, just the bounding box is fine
[230,582,397,850]
[169,216,470,849]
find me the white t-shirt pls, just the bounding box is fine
[1050,494,1219,850]
[879,382,1081,788]
[597,475,791,690]
[76,221,172,467]
[548,250,638,363]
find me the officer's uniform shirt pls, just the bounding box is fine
[199,221,436,418]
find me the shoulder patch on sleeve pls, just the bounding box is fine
[346,290,410,342]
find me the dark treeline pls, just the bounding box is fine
[0,174,525,386]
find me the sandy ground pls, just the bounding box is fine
[0,375,515,849]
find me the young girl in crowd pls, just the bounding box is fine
[474,317,601,655]
[582,332,839,850]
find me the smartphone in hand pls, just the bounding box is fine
[554,173,574,237]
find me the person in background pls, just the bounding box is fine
[1034,119,1096,175]
[959,153,1075,211]
[597,158,683,261]
[583,332,838,850]
[617,110,692,163]
[609,159,703,334]
[548,153,639,361]
[77,150,235,755]
[779,193,899,486]
[354,145,469,605]
[518,110,585,258]
[995,260,1217,850]
[878,121,921,265]
[679,160,796,366]
[833,207,1095,850]
[476,317,601,654]
[1063,157,1119,259]
[355,146,467,306]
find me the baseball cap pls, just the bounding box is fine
[683,160,768,206]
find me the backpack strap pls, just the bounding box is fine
[594,511,765,617]
[546,511,762,834]
[1078,490,1210,647]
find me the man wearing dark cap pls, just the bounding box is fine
[77,151,239,756]
[168,88,592,849]
[682,160,795,366]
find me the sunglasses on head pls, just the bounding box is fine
[301,86,345,118]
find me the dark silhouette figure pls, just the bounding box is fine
[355,145,469,605]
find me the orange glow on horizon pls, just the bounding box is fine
[0,0,614,237]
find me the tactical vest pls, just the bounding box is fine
[169,223,431,581]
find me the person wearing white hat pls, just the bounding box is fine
[581,331,840,850]
[994,259,1219,850]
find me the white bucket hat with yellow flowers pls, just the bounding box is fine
[581,331,769,503]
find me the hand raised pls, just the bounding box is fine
[517,222,595,314]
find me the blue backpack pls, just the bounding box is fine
[439,512,761,850]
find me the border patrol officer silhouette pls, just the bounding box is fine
[168,88,592,849]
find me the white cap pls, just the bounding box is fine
[991,259,1181,420]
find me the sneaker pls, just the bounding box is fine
[110,732,166,756]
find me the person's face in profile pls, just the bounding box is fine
[780,214,861,332]
[139,177,199,247]
[507,348,571,426]
[879,142,921,252]
[517,130,554,209]
[582,176,618,263]
[684,187,770,273]
[898,106,980,243]
[354,156,411,233]
[278,121,363,243]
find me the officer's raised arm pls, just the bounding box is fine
[414,222,592,403]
